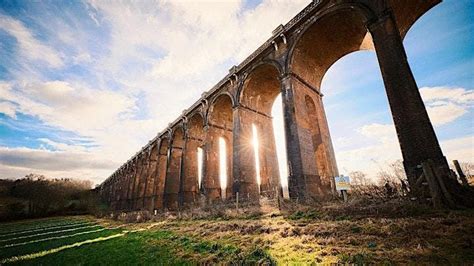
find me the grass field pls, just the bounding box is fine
[0,205,473,265]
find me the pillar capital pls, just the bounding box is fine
[232,103,242,110]
[281,72,323,97]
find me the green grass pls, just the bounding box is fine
[2,229,273,265]
[0,218,88,235]
[0,217,275,265]
[0,227,122,260]
[0,223,100,244]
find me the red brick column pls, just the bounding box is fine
[232,106,260,200]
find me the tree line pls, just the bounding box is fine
[0,174,102,221]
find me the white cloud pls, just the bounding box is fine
[336,121,474,181]
[86,0,310,122]
[336,123,402,179]
[0,101,17,119]
[0,146,114,171]
[440,135,474,163]
[358,123,397,143]
[0,146,115,184]
[0,80,159,178]
[1,81,136,133]
[426,103,467,126]
[0,15,63,68]
[37,138,88,153]
[420,86,474,104]
[420,86,473,126]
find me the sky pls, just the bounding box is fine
[0,0,472,185]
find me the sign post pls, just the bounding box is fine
[334,175,351,202]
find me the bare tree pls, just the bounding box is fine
[459,162,474,177]
[349,171,369,186]
[376,160,407,187]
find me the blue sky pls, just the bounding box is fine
[0,0,472,184]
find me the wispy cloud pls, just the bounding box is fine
[0,102,16,119]
[0,15,63,68]
[420,86,473,126]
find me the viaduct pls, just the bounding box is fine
[99,0,452,212]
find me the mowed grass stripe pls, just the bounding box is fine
[0,219,91,236]
[0,217,79,230]
[0,218,92,233]
[0,219,91,233]
[8,228,247,265]
[0,224,100,244]
[0,228,122,260]
[2,227,111,248]
[0,220,80,235]
[2,224,102,246]
[0,216,87,229]
[4,230,186,265]
[0,221,93,239]
[0,232,126,264]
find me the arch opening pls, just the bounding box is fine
[288,2,439,191]
[197,147,203,189]
[271,94,290,199]
[219,137,228,199]
[320,50,394,185]
[290,9,372,91]
[132,154,146,209]
[183,113,205,205]
[154,137,169,210]
[286,8,380,198]
[207,94,234,201]
[251,123,261,192]
[240,64,286,197]
[164,127,185,210]
[143,143,158,211]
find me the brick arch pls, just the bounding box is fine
[236,62,282,197]
[238,62,282,116]
[205,93,234,202]
[131,151,148,209]
[288,7,373,91]
[236,60,283,106]
[142,141,159,211]
[287,1,439,91]
[164,126,185,210]
[208,93,234,129]
[282,6,372,199]
[187,112,205,141]
[170,124,186,147]
[153,137,169,210]
[389,0,440,39]
[181,112,206,206]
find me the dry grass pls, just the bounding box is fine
[105,199,474,264]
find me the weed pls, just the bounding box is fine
[288,210,319,220]
[337,252,372,264]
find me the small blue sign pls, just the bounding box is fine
[334,175,350,191]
